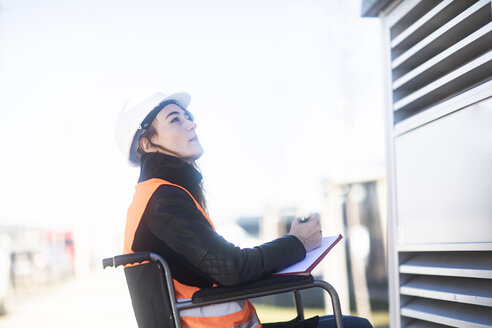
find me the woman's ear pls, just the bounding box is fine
[139,137,155,153]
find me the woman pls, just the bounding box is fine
[114,91,372,328]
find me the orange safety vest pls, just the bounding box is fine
[124,178,261,328]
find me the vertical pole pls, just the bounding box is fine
[292,290,304,320]
[346,184,373,322]
[321,180,350,314]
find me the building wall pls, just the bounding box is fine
[366,0,492,326]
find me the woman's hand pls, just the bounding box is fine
[288,213,322,252]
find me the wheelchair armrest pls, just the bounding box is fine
[191,274,314,304]
[102,252,151,269]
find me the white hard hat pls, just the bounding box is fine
[114,90,191,166]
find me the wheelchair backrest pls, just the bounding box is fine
[125,262,176,328]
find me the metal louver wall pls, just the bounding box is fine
[387,0,492,124]
[379,0,492,327]
[399,250,492,327]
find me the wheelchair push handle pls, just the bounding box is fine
[102,251,152,269]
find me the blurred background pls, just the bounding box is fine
[0,0,388,327]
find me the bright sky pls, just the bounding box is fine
[0,0,384,242]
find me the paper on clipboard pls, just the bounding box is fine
[274,234,343,276]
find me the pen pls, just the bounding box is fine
[297,216,309,223]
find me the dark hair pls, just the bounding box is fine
[137,100,208,211]
[190,162,208,213]
[140,99,180,130]
[135,99,181,161]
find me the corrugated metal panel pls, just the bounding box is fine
[399,252,492,279]
[405,321,457,328]
[398,251,492,327]
[386,0,492,124]
[400,276,492,307]
[389,1,442,40]
[400,298,492,328]
[379,1,492,328]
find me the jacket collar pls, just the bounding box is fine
[138,153,202,197]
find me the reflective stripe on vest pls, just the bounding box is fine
[124,178,261,328]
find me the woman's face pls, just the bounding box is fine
[149,104,204,163]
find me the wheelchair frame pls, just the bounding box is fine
[103,252,344,328]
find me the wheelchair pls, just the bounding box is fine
[102,252,344,328]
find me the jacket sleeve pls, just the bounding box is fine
[146,185,306,287]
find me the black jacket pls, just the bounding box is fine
[130,152,306,288]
